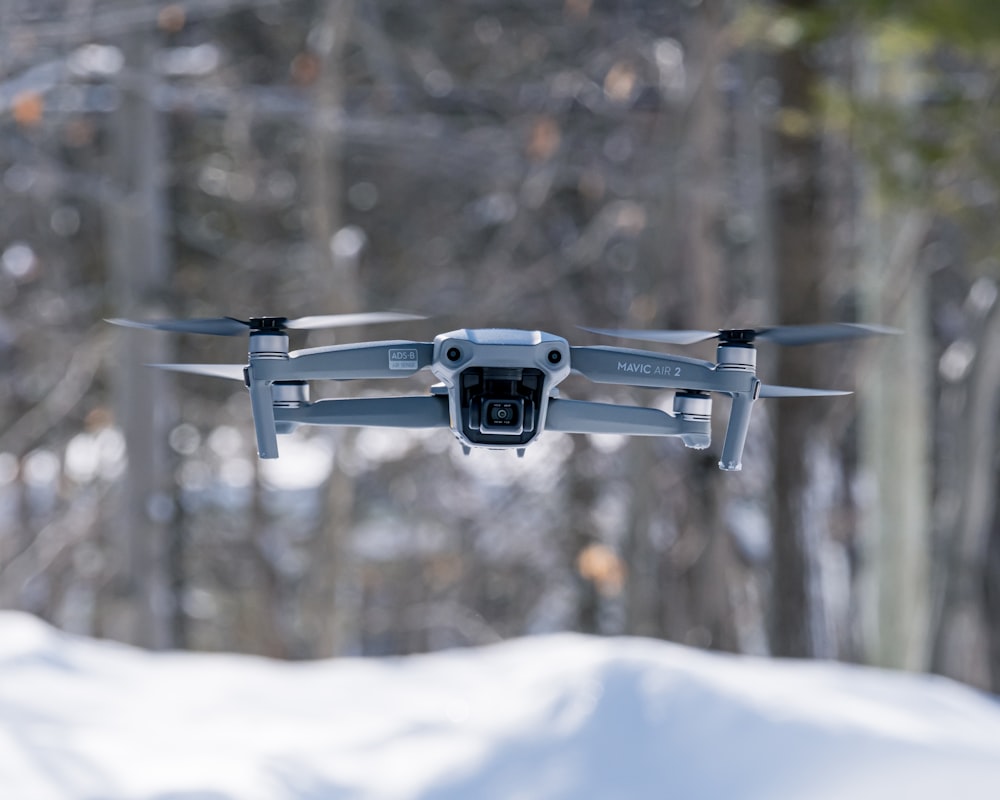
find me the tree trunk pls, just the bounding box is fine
[931,289,1000,687]
[987,472,1000,693]
[623,0,736,650]
[853,31,933,673]
[769,1,829,658]
[858,210,932,672]
[301,0,362,658]
[103,33,176,649]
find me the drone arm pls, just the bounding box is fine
[545,398,711,448]
[573,346,770,469]
[569,346,746,393]
[256,341,435,381]
[247,342,434,458]
[546,398,683,435]
[274,395,450,429]
[249,375,280,458]
[717,381,761,471]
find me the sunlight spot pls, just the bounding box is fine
[23,449,60,488]
[260,436,333,490]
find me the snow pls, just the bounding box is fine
[2,612,999,800]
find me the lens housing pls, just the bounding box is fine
[480,398,524,434]
[457,366,541,445]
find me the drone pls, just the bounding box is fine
[108,313,895,471]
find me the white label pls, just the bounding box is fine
[616,360,681,377]
[389,349,418,370]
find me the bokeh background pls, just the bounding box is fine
[2,0,999,691]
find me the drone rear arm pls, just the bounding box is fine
[250,377,280,458]
[546,398,680,435]
[546,398,710,448]
[719,391,756,471]
[273,395,450,429]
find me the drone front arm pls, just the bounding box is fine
[569,346,751,394]
[254,341,435,382]
[273,395,450,429]
[546,398,711,448]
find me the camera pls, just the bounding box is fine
[460,367,540,445]
[481,398,524,434]
[431,328,572,450]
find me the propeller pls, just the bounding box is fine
[148,363,246,381]
[758,384,851,398]
[581,322,898,347]
[108,311,425,337]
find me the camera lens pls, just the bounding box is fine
[547,349,562,364]
[446,347,461,362]
[480,399,523,433]
[487,402,517,425]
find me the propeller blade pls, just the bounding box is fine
[285,311,426,330]
[758,384,852,398]
[582,322,899,347]
[579,326,718,345]
[148,363,246,381]
[107,317,250,336]
[109,311,425,336]
[754,323,899,346]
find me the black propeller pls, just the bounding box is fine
[107,311,425,337]
[148,362,246,381]
[757,384,851,398]
[581,322,898,347]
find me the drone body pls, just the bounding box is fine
[109,314,893,471]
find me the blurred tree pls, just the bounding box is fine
[847,24,935,674]
[305,0,361,658]
[831,0,1000,684]
[767,0,840,659]
[102,29,177,649]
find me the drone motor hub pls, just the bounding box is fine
[673,391,712,421]
[270,381,309,435]
[716,343,757,371]
[248,316,289,331]
[271,381,309,407]
[718,328,758,345]
[249,330,290,358]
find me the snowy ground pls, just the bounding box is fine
[2,612,999,800]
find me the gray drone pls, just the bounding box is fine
[108,314,893,471]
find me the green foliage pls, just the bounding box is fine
[735,0,1000,53]
[738,0,1000,242]
[849,0,1000,52]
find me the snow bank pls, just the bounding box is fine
[1,611,999,799]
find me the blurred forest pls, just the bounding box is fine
[2,0,1000,691]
